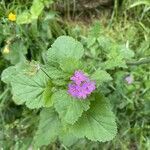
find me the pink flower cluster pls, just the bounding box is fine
[68,70,96,99]
[125,75,134,84]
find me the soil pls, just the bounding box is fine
[52,0,113,23]
[53,0,113,12]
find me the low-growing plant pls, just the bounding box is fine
[16,0,55,25]
[1,0,150,149]
[0,0,65,65]
[1,32,136,148]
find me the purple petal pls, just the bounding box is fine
[125,75,133,84]
[68,70,96,99]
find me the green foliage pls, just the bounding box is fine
[2,62,53,109]
[30,0,45,19]
[3,40,27,65]
[52,90,90,124]
[44,66,68,80]
[91,69,112,86]
[129,0,150,8]
[60,58,82,74]
[1,66,17,84]
[34,108,61,147]
[17,0,54,24]
[1,36,118,148]
[46,36,84,77]
[47,36,84,64]
[17,11,32,24]
[70,94,117,142]
[84,22,135,70]
[103,54,127,69]
[59,131,78,147]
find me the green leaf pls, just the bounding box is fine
[11,67,53,109]
[47,36,84,64]
[17,11,32,24]
[43,66,69,80]
[99,41,133,70]
[59,131,78,147]
[60,58,82,74]
[3,41,27,64]
[30,0,44,19]
[1,66,17,84]
[17,0,54,24]
[86,37,96,48]
[91,69,112,86]
[41,0,54,6]
[129,0,150,9]
[42,82,53,107]
[34,108,61,147]
[89,21,102,38]
[43,66,69,86]
[17,137,32,150]
[119,45,135,59]
[103,58,127,69]
[70,94,117,142]
[97,36,112,51]
[1,61,30,84]
[52,90,90,124]
[103,45,128,69]
[52,80,67,86]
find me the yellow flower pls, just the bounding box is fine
[3,45,10,54]
[8,12,16,21]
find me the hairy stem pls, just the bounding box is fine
[126,57,150,66]
[85,53,150,66]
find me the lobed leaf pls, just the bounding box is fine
[59,130,78,147]
[17,0,54,24]
[70,94,117,142]
[43,66,69,80]
[3,40,27,64]
[47,36,84,64]
[52,90,90,124]
[1,61,54,108]
[17,11,32,24]
[11,68,52,109]
[1,61,31,84]
[103,57,127,69]
[1,66,17,84]
[91,69,112,86]
[34,108,61,147]
[60,58,83,74]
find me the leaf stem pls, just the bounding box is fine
[85,53,150,66]
[126,57,150,66]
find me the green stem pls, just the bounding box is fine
[86,53,150,66]
[126,58,150,66]
[0,87,9,104]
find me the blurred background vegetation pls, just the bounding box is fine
[0,0,150,149]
